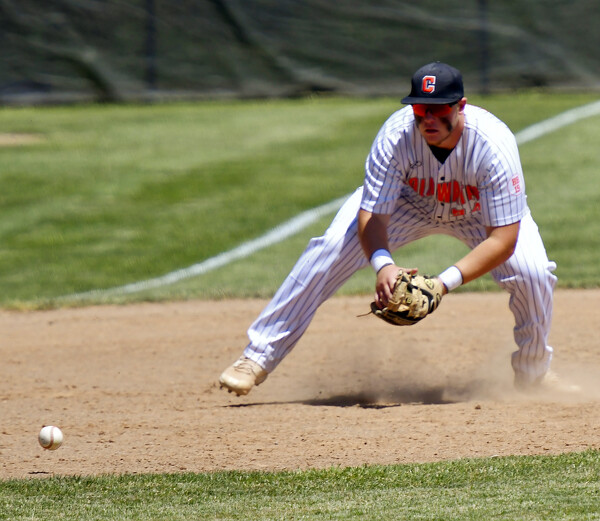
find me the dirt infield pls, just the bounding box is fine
[0,133,43,147]
[1,290,599,480]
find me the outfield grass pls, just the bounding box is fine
[1,450,598,520]
[0,92,599,308]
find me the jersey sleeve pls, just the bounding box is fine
[477,129,528,227]
[360,124,405,215]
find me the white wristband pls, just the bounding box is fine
[438,266,463,292]
[370,249,394,273]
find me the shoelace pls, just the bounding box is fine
[234,358,256,374]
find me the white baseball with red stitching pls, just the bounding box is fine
[38,425,63,450]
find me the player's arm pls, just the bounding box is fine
[448,221,520,288]
[358,209,415,307]
[358,209,390,258]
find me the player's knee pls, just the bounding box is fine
[529,262,558,289]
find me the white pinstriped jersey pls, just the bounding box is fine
[361,104,528,227]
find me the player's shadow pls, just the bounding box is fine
[226,383,478,408]
[300,386,455,408]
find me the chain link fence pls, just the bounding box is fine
[1,0,598,104]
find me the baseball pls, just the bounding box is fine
[38,425,63,450]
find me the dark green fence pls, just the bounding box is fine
[1,0,598,104]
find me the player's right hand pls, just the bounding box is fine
[374,265,417,308]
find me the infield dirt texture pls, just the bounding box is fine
[1,290,599,479]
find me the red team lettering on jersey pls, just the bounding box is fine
[407,176,482,214]
[511,175,522,195]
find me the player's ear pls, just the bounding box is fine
[458,97,467,112]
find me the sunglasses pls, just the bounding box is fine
[412,102,458,118]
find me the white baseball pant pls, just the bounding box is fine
[243,188,556,380]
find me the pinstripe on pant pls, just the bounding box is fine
[244,187,555,380]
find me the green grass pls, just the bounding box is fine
[0,91,599,309]
[1,450,599,520]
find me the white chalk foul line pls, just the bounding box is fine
[63,100,600,300]
[515,99,600,145]
[65,195,349,300]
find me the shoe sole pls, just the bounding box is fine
[219,373,267,396]
[219,381,250,396]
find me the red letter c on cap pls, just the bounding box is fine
[422,75,436,93]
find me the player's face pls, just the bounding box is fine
[413,99,466,148]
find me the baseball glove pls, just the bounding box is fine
[371,269,444,326]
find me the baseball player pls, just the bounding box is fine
[219,61,560,396]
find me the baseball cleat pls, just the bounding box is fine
[219,356,268,396]
[514,370,581,394]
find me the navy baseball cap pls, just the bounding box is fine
[401,62,464,104]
